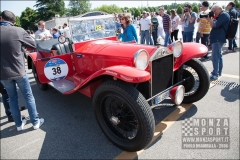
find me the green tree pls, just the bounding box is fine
[143,7,150,12]
[192,5,199,13]
[15,16,21,27]
[34,0,65,21]
[176,5,183,14]
[66,0,91,16]
[94,4,122,14]
[129,8,134,15]
[167,8,171,15]
[134,9,141,17]
[148,6,155,12]
[20,7,38,30]
[234,0,240,8]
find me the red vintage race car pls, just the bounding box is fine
[26,15,209,152]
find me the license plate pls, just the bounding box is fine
[154,90,170,104]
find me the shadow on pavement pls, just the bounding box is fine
[220,83,240,102]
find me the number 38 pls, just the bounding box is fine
[52,67,61,75]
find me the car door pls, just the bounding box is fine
[34,54,75,84]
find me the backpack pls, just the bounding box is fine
[223,11,239,40]
[151,18,159,31]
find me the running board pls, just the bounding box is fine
[48,79,75,94]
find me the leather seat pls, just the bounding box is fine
[52,42,71,55]
[36,39,59,53]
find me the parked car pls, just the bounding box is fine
[26,14,210,152]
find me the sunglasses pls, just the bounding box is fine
[121,18,125,20]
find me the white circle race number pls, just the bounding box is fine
[44,58,69,81]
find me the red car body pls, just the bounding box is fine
[27,14,210,152]
[28,38,207,97]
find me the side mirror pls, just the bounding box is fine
[58,35,66,44]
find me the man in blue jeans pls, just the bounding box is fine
[159,7,172,47]
[197,1,212,60]
[207,5,230,80]
[181,4,196,42]
[139,11,151,45]
[0,10,44,131]
[226,2,238,52]
[0,82,26,122]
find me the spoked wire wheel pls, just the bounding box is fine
[181,59,210,103]
[102,94,138,140]
[93,80,155,151]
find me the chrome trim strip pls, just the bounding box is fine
[147,77,190,102]
[149,47,172,62]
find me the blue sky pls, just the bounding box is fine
[1,1,228,17]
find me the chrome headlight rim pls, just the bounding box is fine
[172,40,183,58]
[175,85,185,105]
[133,49,149,70]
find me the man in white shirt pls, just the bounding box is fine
[63,23,71,39]
[58,26,64,35]
[35,21,53,41]
[139,11,151,45]
[147,12,154,45]
[155,12,165,43]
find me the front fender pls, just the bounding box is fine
[64,65,150,95]
[174,43,208,71]
[101,65,151,82]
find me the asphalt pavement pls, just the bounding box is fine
[0,40,239,159]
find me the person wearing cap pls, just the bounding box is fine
[139,11,151,45]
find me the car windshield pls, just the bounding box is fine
[69,15,116,43]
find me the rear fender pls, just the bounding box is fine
[27,52,44,69]
[174,43,208,71]
[64,65,150,95]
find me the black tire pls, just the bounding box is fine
[182,58,210,103]
[93,80,155,152]
[32,61,48,90]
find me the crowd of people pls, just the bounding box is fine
[34,21,71,41]
[115,1,239,81]
[0,1,239,132]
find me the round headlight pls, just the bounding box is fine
[134,49,149,70]
[175,85,185,105]
[172,41,183,58]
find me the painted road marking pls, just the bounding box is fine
[209,72,239,79]
[221,73,239,79]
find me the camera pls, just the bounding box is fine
[199,11,214,18]
[117,28,122,34]
[184,9,189,13]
